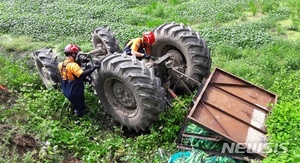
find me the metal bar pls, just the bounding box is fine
[171,68,201,87]
[188,68,215,117]
[170,74,193,95]
[172,75,182,91]
[88,48,104,55]
[209,82,253,87]
[181,132,221,141]
[167,88,180,100]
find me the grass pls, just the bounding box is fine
[0,0,300,162]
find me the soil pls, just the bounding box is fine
[0,83,136,162]
[0,85,83,162]
[61,157,82,163]
[9,133,37,155]
[0,85,38,158]
[0,85,16,107]
[0,117,82,163]
[0,123,37,156]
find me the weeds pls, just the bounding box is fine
[249,1,258,15]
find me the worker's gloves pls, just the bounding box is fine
[77,53,90,63]
[93,65,100,71]
[143,54,151,59]
[93,61,100,71]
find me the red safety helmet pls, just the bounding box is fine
[142,31,155,45]
[64,44,81,55]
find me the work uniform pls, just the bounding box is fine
[58,59,85,117]
[123,38,151,58]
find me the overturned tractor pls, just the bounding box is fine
[33,22,212,132]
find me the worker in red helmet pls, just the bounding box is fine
[123,31,155,60]
[58,43,99,117]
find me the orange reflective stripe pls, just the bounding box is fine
[59,61,72,80]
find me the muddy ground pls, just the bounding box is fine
[0,86,37,158]
[0,86,82,162]
[0,85,15,106]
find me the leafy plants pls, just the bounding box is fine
[249,1,258,15]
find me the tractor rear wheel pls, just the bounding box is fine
[91,54,166,132]
[33,48,60,88]
[92,27,121,56]
[151,22,211,94]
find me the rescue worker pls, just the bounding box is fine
[123,31,155,60]
[58,44,98,117]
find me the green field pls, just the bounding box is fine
[0,0,299,162]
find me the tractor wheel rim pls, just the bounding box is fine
[112,81,136,108]
[167,49,186,72]
[41,67,51,80]
[93,34,108,54]
[104,78,137,113]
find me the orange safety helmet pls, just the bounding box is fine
[64,44,81,55]
[142,31,155,45]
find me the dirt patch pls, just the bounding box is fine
[9,133,37,155]
[0,123,83,162]
[0,123,38,159]
[10,134,37,148]
[0,123,12,137]
[61,156,82,163]
[0,85,17,108]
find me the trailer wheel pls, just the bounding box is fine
[92,27,121,56]
[151,22,211,93]
[91,54,166,132]
[33,48,60,88]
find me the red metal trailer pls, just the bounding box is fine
[176,67,278,160]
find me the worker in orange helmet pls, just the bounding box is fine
[58,44,99,117]
[123,31,155,60]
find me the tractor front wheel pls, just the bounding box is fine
[33,48,60,88]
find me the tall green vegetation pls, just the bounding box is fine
[0,0,299,162]
[249,0,258,15]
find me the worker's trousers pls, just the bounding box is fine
[61,79,85,117]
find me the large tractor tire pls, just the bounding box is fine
[33,48,60,89]
[91,26,121,56]
[151,22,211,93]
[91,54,166,132]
